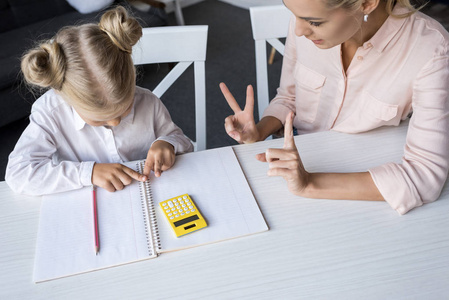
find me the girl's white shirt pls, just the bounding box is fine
[5,86,193,196]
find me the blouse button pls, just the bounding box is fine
[357,56,363,61]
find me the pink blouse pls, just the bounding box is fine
[263,5,449,214]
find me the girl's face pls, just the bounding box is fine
[76,98,134,127]
[283,0,363,49]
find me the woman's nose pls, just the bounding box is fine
[295,19,312,37]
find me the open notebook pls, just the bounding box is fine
[33,147,268,282]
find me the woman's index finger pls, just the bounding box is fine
[243,84,255,114]
[220,82,242,113]
[283,112,296,150]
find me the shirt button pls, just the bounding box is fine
[367,42,373,48]
[357,56,363,61]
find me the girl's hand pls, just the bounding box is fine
[144,140,175,177]
[92,163,147,192]
[256,112,310,196]
[220,82,260,144]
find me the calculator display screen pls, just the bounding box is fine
[174,215,199,227]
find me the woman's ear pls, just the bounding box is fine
[361,0,381,15]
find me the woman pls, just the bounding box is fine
[220,0,449,214]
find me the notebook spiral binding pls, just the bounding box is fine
[137,162,162,256]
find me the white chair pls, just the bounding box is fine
[166,0,185,26]
[132,25,208,151]
[130,0,185,25]
[249,5,291,121]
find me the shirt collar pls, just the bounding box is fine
[71,100,136,131]
[72,107,87,131]
[120,101,136,126]
[365,4,410,53]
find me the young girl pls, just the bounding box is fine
[5,6,193,195]
[221,0,449,214]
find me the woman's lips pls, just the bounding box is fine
[312,39,323,45]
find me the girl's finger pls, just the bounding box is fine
[102,181,115,193]
[220,82,242,114]
[153,160,162,177]
[143,156,154,176]
[123,165,147,182]
[110,176,124,191]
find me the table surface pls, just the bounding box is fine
[1,121,448,299]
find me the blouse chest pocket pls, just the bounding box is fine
[294,63,326,123]
[362,91,399,123]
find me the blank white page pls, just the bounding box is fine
[148,146,268,252]
[33,172,155,283]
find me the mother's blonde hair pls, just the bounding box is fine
[21,6,142,116]
[325,0,426,17]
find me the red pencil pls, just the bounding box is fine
[92,186,100,255]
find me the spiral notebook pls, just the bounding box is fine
[33,147,268,283]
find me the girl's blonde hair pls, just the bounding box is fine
[325,0,426,18]
[21,6,142,116]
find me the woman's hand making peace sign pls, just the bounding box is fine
[220,82,260,144]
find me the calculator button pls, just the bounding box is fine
[175,214,179,218]
[182,204,186,207]
[173,199,177,203]
[191,209,195,212]
[167,201,174,208]
[183,196,188,199]
[178,209,183,213]
[180,200,184,204]
[181,213,185,216]
[168,213,172,216]
[176,206,181,209]
[163,203,167,206]
[178,197,182,201]
[185,210,190,214]
[184,208,188,211]
[189,205,193,209]
[171,208,176,211]
[165,209,170,213]
[170,216,174,219]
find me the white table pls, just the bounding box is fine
[1,121,448,299]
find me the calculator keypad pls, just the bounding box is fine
[160,195,196,219]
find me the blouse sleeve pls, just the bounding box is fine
[261,15,297,124]
[151,97,194,154]
[369,55,449,214]
[5,109,94,196]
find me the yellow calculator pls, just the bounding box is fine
[159,194,207,237]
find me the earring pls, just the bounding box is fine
[364,14,369,22]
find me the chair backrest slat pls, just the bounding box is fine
[250,5,291,122]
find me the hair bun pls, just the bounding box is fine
[98,6,142,54]
[21,40,66,90]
